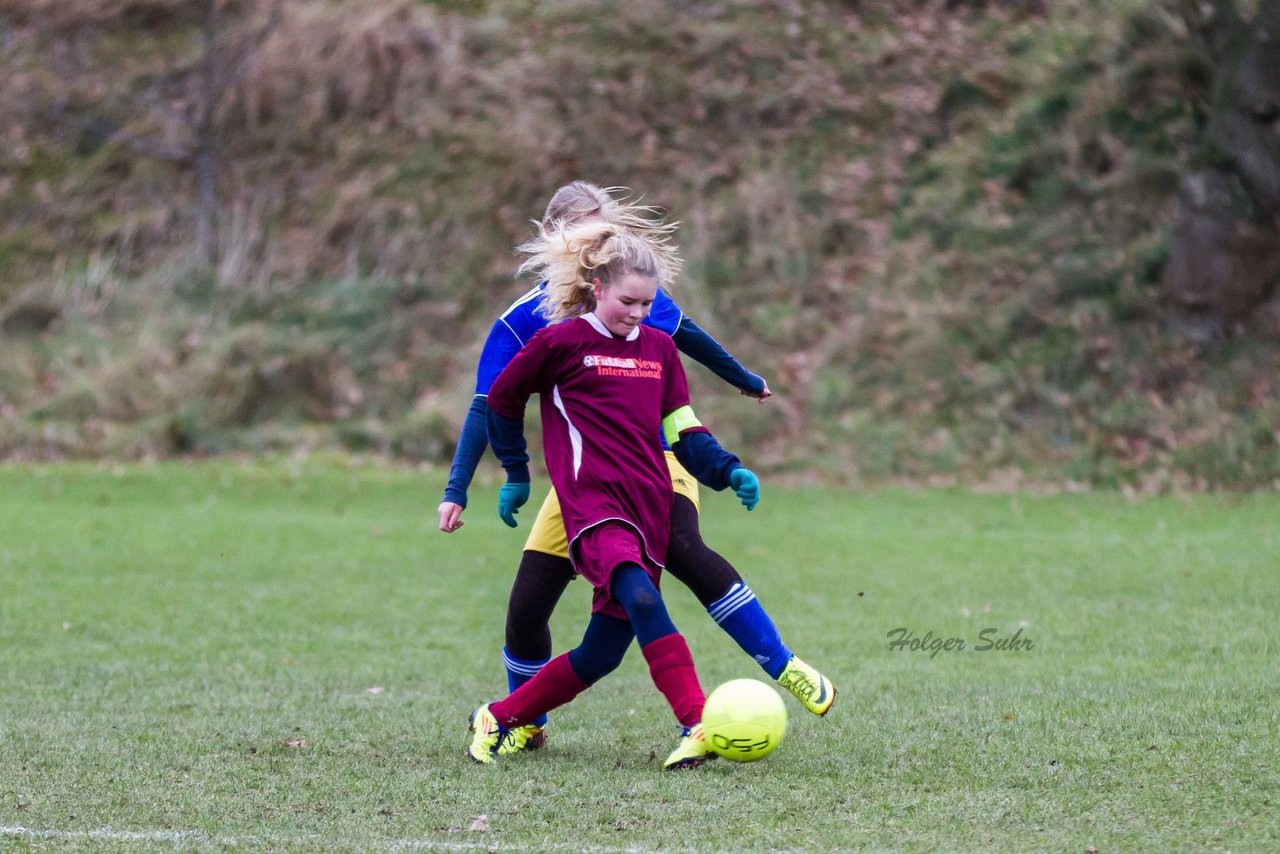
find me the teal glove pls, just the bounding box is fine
[729,468,760,511]
[498,481,531,528]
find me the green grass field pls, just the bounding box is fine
[1,460,1277,851]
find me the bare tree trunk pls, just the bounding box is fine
[1163,0,1280,340]
[195,0,219,270]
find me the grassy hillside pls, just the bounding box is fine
[1,0,1277,487]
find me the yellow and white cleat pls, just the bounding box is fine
[465,704,513,765]
[662,723,715,771]
[776,655,836,716]
[496,723,545,756]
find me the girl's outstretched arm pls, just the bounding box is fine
[670,316,768,399]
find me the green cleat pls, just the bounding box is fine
[776,655,836,716]
[496,723,545,756]
[662,723,715,771]
[465,704,512,765]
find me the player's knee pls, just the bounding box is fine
[622,585,663,622]
[612,563,666,620]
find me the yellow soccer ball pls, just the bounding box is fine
[702,679,787,762]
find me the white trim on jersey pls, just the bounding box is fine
[500,284,545,319]
[499,317,525,346]
[566,516,666,571]
[551,385,583,479]
[498,284,546,346]
[582,311,640,341]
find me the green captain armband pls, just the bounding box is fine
[662,405,702,448]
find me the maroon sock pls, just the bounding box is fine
[490,653,588,728]
[641,633,705,727]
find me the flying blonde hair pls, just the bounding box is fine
[519,220,682,323]
[541,182,681,243]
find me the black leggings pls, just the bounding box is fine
[503,494,745,661]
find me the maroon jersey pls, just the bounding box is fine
[487,312,702,572]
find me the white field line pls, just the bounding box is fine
[0,825,661,852]
[1,826,238,845]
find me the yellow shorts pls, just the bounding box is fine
[523,451,700,558]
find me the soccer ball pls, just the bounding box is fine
[701,678,787,762]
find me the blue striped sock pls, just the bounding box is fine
[707,583,792,680]
[502,647,550,728]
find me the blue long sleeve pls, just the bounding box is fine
[441,395,491,507]
[487,408,531,484]
[673,430,742,491]
[670,318,765,395]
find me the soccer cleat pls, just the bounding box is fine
[662,723,715,770]
[776,655,836,716]
[465,704,513,765]
[496,723,546,756]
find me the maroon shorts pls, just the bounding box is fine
[571,521,662,621]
